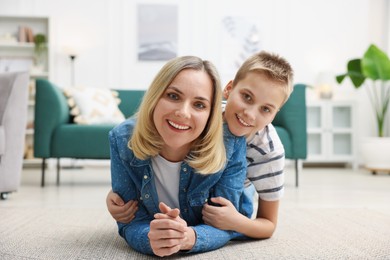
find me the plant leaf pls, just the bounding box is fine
[336,74,346,83]
[347,59,365,87]
[362,44,390,81]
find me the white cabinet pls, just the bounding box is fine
[0,15,50,167]
[305,99,357,168]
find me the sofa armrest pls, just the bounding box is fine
[116,90,145,118]
[34,79,70,158]
[272,84,307,159]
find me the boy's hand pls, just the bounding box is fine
[106,189,138,223]
[202,197,243,231]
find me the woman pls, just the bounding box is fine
[109,56,248,256]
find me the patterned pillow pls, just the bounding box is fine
[63,86,125,125]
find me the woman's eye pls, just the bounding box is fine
[194,102,206,109]
[167,92,179,100]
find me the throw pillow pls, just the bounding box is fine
[63,86,125,125]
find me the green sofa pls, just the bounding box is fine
[273,84,307,187]
[34,79,145,187]
[34,79,306,187]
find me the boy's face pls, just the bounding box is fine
[223,72,286,139]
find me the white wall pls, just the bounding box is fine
[1,0,388,145]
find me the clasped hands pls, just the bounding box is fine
[148,202,196,257]
[149,197,241,257]
[106,190,242,257]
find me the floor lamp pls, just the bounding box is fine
[59,52,81,174]
[63,46,78,86]
[69,54,76,86]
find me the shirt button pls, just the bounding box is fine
[144,194,150,199]
[183,188,187,192]
[204,198,208,203]
[183,167,187,172]
[183,208,188,213]
[144,175,148,179]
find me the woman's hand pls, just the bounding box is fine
[202,197,244,230]
[106,189,138,223]
[148,202,195,257]
[155,202,196,250]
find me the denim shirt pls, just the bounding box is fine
[109,118,250,255]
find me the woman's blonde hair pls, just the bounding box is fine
[129,56,226,174]
[233,51,294,105]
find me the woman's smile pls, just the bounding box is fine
[167,119,191,131]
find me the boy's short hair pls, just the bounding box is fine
[232,51,294,104]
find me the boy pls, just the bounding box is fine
[106,50,294,239]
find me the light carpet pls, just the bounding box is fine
[0,207,389,259]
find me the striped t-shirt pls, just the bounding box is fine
[245,124,285,201]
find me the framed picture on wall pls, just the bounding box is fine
[137,4,178,61]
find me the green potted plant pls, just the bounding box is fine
[33,33,47,70]
[336,44,390,173]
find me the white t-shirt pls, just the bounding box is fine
[151,155,181,209]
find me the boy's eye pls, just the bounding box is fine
[262,106,271,113]
[242,93,252,102]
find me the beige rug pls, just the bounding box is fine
[0,207,389,259]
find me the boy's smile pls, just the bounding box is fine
[236,114,253,127]
[223,72,286,139]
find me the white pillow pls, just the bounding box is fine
[63,86,125,125]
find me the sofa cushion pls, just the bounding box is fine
[52,124,116,158]
[63,86,125,125]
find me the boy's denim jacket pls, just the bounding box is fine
[109,118,249,255]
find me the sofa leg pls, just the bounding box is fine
[56,158,60,186]
[41,158,46,187]
[295,159,299,187]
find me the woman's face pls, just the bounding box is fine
[153,69,213,162]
